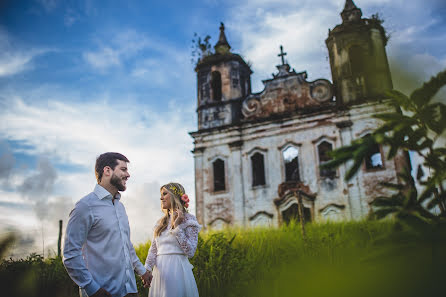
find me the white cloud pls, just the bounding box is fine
[224,0,445,92]
[125,181,164,244]
[0,53,35,77]
[0,29,48,77]
[82,29,195,87]
[0,141,15,184]
[226,1,340,92]
[0,89,197,252]
[64,8,80,27]
[130,55,190,86]
[83,47,122,70]
[0,94,196,181]
[36,0,59,12]
[83,30,152,71]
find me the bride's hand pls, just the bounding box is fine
[173,209,184,229]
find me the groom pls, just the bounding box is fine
[63,152,152,297]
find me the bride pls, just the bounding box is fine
[143,182,201,297]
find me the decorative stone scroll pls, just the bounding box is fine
[310,79,333,102]
[242,70,334,120]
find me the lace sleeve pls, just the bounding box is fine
[144,221,161,272]
[170,213,202,258]
[144,236,157,272]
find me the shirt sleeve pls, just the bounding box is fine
[144,234,158,272]
[170,214,201,258]
[62,200,100,296]
[130,237,147,276]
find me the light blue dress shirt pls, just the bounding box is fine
[63,184,146,297]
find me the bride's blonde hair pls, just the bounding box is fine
[154,182,187,237]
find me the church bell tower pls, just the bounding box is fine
[195,23,252,130]
[326,0,393,105]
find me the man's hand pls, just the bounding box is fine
[141,270,153,289]
[90,288,112,297]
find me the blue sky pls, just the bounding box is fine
[0,0,445,257]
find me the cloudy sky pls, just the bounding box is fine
[0,0,445,258]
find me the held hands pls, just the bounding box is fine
[170,208,184,229]
[141,270,153,289]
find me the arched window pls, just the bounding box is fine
[211,71,222,101]
[362,134,383,170]
[365,145,383,170]
[349,45,366,77]
[318,141,336,178]
[283,146,300,182]
[251,152,266,186]
[213,158,225,191]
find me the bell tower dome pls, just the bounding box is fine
[326,0,393,105]
[195,23,252,130]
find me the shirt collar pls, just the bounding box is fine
[94,184,121,200]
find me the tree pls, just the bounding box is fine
[191,33,212,64]
[323,70,446,222]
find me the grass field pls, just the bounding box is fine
[2,220,445,297]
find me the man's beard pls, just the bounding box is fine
[110,173,126,192]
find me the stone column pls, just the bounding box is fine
[336,119,364,219]
[193,147,205,226]
[229,140,245,226]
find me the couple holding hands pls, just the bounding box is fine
[63,152,201,297]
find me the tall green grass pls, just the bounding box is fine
[0,253,78,297]
[190,220,394,297]
[167,220,444,297]
[2,220,444,297]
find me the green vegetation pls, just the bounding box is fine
[4,220,441,297]
[1,252,78,297]
[324,70,446,224]
[186,221,445,297]
[2,73,445,297]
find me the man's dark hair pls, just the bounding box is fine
[95,152,130,183]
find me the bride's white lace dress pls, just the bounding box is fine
[144,213,201,297]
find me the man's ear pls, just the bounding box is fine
[103,166,112,178]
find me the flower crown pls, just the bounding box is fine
[167,185,183,198]
[181,194,189,208]
[166,184,189,208]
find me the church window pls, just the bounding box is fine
[364,134,383,170]
[232,78,239,88]
[283,146,300,182]
[213,158,225,191]
[211,71,222,101]
[231,68,239,87]
[240,74,246,96]
[365,145,383,170]
[251,152,266,186]
[199,72,209,103]
[318,141,336,178]
[349,45,366,77]
[203,84,210,100]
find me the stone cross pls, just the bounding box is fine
[278,45,287,65]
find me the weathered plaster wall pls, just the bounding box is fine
[193,101,400,229]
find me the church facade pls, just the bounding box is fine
[190,0,405,228]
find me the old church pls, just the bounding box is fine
[190,0,404,228]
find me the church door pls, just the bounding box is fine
[281,203,312,224]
